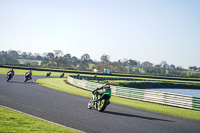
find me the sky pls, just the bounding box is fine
[0,0,200,68]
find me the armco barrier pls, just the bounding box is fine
[69,75,200,88]
[116,86,145,100]
[67,76,200,111]
[70,75,143,81]
[193,97,200,110]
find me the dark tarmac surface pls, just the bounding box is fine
[0,74,200,133]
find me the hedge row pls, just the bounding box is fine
[106,81,200,89]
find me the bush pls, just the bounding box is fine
[106,81,200,89]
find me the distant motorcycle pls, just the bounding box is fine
[6,72,14,82]
[46,72,51,77]
[24,73,32,82]
[60,73,64,78]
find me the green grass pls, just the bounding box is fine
[96,80,200,89]
[2,65,96,74]
[1,66,200,83]
[0,67,98,78]
[36,78,200,120]
[37,78,91,97]
[0,106,79,133]
[0,67,80,77]
[96,75,200,84]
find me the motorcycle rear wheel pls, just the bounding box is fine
[97,99,107,112]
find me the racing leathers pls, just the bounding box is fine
[92,84,111,105]
[25,70,32,79]
[7,69,14,78]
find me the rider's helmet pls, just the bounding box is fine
[11,68,13,71]
[105,83,109,85]
[104,83,110,89]
[29,70,32,73]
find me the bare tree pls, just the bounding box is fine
[53,50,63,58]
[8,50,19,59]
[46,52,55,60]
[21,52,27,58]
[160,61,168,68]
[100,54,110,62]
[81,53,93,62]
[141,61,153,67]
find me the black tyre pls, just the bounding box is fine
[97,99,107,112]
[24,76,28,82]
[6,76,11,82]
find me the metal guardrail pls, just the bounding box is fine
[68,76,200,111]
[69,75,200,88]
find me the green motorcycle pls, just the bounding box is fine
[87,88,111,112]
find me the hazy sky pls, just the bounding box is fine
[0,0,200,68]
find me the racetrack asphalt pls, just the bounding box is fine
[0,74,200,133]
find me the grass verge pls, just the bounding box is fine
[1,67,200,84]
[0,67,82,77]
[96,80,200,89]
[0,106,79,133]
[36,78,200,121]
[0,67,99,78]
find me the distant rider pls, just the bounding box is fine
[94,74,97,80]
[92,83,111,105]
[77,73,80,79]
[46,71,51,77]
[60,72,64,78]
[7,68,15,78]
[25,70,32,79]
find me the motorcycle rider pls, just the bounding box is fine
[60,72,64,78]
[92,83,111,105]
[46,71,51,77]
[94,74,97,80]
[7,68,15,79]
[77,73,80,79]
[25,70,32,79]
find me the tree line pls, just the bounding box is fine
[0,50,200,78]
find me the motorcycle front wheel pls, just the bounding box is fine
[24,76,28,82]
[87,100,92,109]
[6,76,11,82]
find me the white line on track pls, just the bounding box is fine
[0,105,86,133]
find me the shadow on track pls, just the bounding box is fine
[104,110,174,122]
